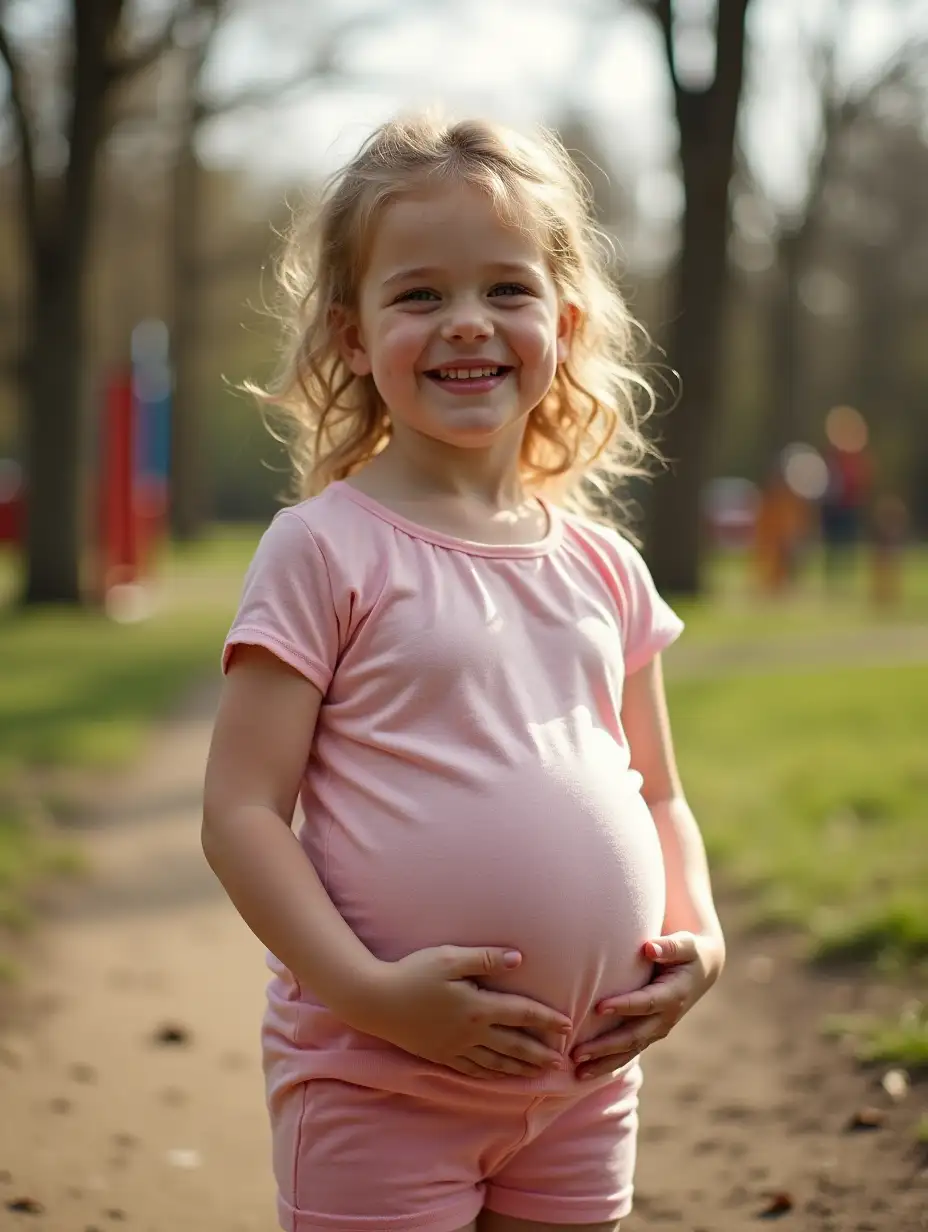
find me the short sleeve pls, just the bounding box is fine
[613,537,684,675]
[222,510,340,693]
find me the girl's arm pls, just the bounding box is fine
[202,645,385,1020]
[622,654,725,950]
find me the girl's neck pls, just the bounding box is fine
[358,432,527,512]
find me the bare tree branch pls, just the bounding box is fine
[0,9,40,259]
[107,4,186,82]
[195,0,466,121]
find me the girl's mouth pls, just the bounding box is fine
[424,365,513,393]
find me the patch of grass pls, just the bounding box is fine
[0,809,82,931]
[822,1006,928,1073]
[668,660,928,969]
[915,1115,928,1144]
[0,524,261,942]
[0,525,259,772]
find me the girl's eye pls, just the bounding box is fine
[395,288,439,303]
[489,283,533,298]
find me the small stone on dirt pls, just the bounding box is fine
[846,1106,885,1131]
[49,1096,72,1114]
[6,1197,45,1215]
[104,1208,126,1221]
[69,1062,97,1084]
[152,1023,190,1046]
[758,1190,795,1218]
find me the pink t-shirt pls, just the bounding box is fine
[223,482,684,1097]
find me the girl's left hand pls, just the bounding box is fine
[572,931,725,1081]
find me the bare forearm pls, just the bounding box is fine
[201,805,383,1026]
[650,796,724,945]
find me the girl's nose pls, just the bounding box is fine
[440,299,493,343]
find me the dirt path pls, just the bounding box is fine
[1,680,926,1231]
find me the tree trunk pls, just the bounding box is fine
[23,250,86,602]
[646,0,752,596]
[168,126,206,542]
[22,2,122,603]
[766,226,809,458]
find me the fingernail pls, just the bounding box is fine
[575,1053,591,1064]
[503,950,521,967]
[579,1070,595,1081]
[649,943,663,959]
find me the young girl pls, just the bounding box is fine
[203,113,725,1232]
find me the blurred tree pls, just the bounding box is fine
[0,0,179,604]
[643,0,753,594]
[761,3,926,458]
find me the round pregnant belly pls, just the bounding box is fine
[322,762,666,1034]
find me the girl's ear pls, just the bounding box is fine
[556,301,580,365]
[329,305,372,376]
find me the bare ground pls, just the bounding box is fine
[1,679,926,1232]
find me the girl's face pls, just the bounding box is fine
[339,179,575,454]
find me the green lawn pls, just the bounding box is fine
[0,525,262,939]
[669,661,928,969]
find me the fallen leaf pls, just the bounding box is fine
[6,1197,45,1215]
[846,1106,885,1132]
[152,1023,190,1046]
[758,1190,795,1219]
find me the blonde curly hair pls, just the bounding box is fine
[250,112,659,527]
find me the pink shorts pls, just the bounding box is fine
[271,1065,642,1231]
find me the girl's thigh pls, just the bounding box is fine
[479,1217,619,1232]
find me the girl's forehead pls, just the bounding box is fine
[363,179,548,279]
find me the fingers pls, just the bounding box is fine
[447,1056,493,1080]
[440,945,523,978]
[643,932,698,964]
[573,1019,658,1065]
[485,1027,565,1070]
[485,991,572,1037]
[572,1021,666,1080]
[597,970,688,1018]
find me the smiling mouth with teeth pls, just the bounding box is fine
[427,366,511,381]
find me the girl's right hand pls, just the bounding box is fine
[354,946,572,1079]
